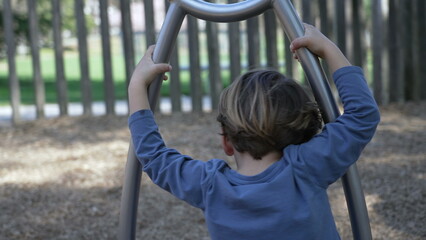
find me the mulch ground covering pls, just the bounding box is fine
[1,101,425,239]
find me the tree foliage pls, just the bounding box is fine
[0,0,95,55]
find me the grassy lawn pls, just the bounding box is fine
[0,40,130,105]
[0,30,295,106]
[0,34,235,106]
[0,36,146,105]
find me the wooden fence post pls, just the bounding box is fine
[301,0,312,24]
[100,0,115,115]
[417,0,426,100]
[318,0,329,35]
[410,0,421,101]
[334,0,346,56]
[228,0,241,82]
[344,0,354,63]
[120,0,135,104]
[144,0,156,46]
[51,0,68,116]
[143,0,159,114]
[388,0,404,103]
[187,16,203,112]
[3,0,20,124]
[401,0,414,101]
[301,0,313,84]
[75,0,92,115]
[205,1,221,110]
[317,0,334,86]
[247,17,260,69]
[381,0,390,105]
[284,35,293,77]
[372,0,383,105]
[351,0,363,68]
[264,9,278,69]
[27,0,45,119]
[4,0,424,120]
[169,46,182,112]
[165,0,182,112]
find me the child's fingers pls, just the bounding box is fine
[142,45,156,62]
[156,64,171,81]
[290,23,316,52]
[152,63,172,75]
[144,46,172,73]
[146,45,156,55]
[290,36,310,52]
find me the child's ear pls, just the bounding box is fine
[221,135,234,156]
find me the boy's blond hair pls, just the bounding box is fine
[217,70,322,160]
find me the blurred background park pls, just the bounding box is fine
[0,0,425,122]
[0,0,425,239]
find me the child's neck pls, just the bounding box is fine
[234,151,283,176]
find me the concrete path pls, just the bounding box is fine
[0,96,212,127]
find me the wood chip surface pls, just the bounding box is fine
[1,102,425,240]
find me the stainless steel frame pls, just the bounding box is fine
[118,1,372,239]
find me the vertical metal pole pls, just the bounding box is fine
[118,3,186,239]
[118,142,142,240]
[273,1,372,239]
[148,5,186,108]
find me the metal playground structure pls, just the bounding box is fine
[118,1,373,239]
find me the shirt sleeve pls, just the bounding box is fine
[128,110,224,209]
[289,66,381,188]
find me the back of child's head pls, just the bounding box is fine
[217,69,322,160]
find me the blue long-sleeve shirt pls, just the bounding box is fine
[129,66,380,240]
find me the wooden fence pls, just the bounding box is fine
[1,0,425,124]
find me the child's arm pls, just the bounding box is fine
[128,45,171,115]
[287,24,380,187]
[128,46,223,209]
[290,23,351,74]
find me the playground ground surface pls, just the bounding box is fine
[0,101,425,240]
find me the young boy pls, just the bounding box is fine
[128,24,380,239]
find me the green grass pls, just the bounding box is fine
[0,46,129,105]
[0,31,297,106]
[0,49,232,106]
[0,40,231,106]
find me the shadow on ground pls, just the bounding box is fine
[0,102,425,239]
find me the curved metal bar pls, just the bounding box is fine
[118,3,185,240]
[273,1,372,239]
[148,3,186,107]
[272,0,339,122]
[118,141,141,240]
[178,0,271,22]
[341,164,373,240]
